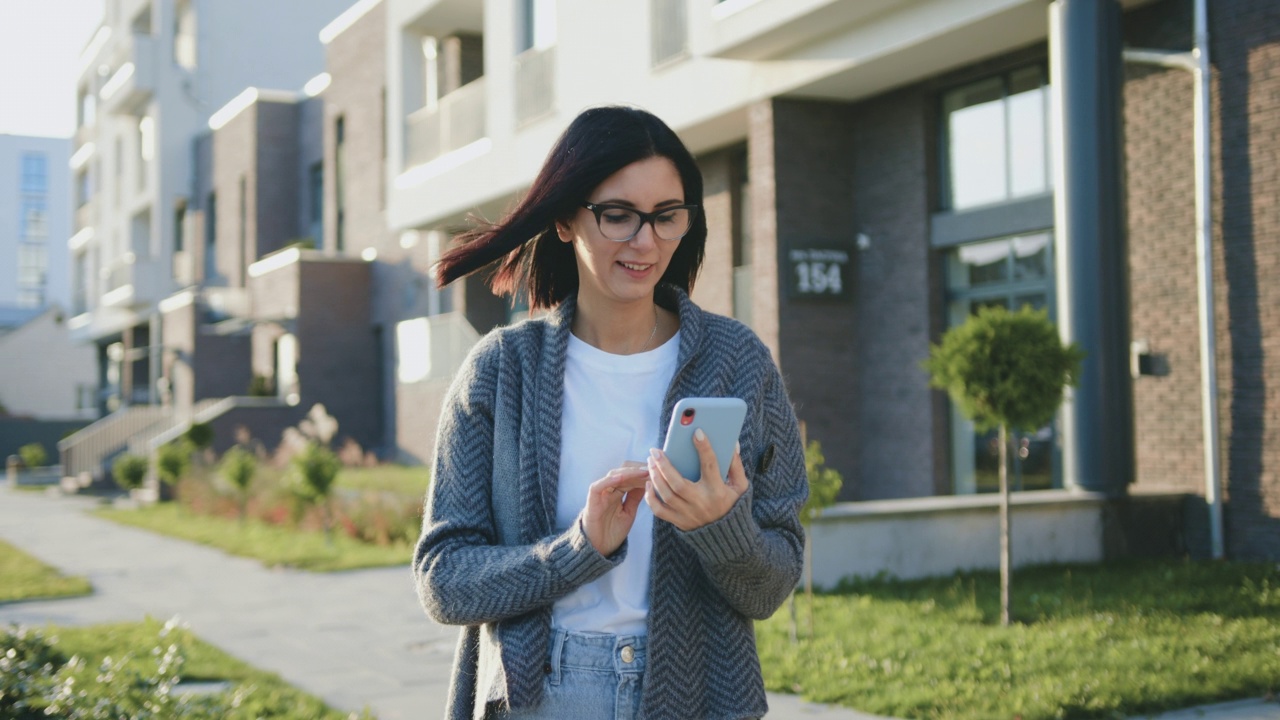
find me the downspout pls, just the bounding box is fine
[1123,0,1224,560]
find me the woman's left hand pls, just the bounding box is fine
[646,429,749,531]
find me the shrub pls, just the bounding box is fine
[219,447,258,520]
[184,423,214,452]
[17,443,47,469]
[0,625,64,719]
[292,442,342,541]
[112,454,149,492]
[156,441,193,487]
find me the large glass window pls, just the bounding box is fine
[944,232,1058,494]
[20,197,48,240]
[942,66,1051,211]
[21,153,47,193]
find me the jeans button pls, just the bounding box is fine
[620,645,635,663]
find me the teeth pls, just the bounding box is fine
[620,262,649,271]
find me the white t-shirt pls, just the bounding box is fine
[551,330,680,636]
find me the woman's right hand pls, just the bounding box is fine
[580,463,650,557]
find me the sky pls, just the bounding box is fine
[0,0,105,138]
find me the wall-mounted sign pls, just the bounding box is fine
[787,242,853,301]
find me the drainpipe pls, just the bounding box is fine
[1122,0,1223,560]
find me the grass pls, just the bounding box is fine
[9,618,367,718]
[334,465,430,498]
[94,503,413,572]
[759,559,1280,720]
[0,538,92,603]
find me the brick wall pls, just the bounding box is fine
[691,147,735,316]
[1125,0,1280,558]
[323,1,389,258]
[212,106,257,286]
[254,101,302,258]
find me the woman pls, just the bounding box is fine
[414,105,807,720]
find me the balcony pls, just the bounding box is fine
[99,32,156,116]
[75,199,97,233]
[100,253,170,309]
[405,78,487,168]
[514,46,555,126]
[696,0,899,60]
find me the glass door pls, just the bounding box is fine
[944,232,1058,494]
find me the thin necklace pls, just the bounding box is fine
[635,305,659,354]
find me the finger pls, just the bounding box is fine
[727,444,749,495]
[647,450,685,504]
[621,484,645,516]
[645,481,671,517]
[692,428,724,483]
[602,466,650,492]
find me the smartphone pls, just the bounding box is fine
[661,397,747,482]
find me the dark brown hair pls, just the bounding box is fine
[434,106,706,309]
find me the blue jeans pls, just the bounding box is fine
[505,629,646,720]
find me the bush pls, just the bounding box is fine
[17,443,47,469]
[0,625,64,719]
[220,447,258,520]
[184,423,214,452]
[292,442,341,541]
[156,441,193,487]
[112,454,149,492]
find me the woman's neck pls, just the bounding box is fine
[572,296,664,355]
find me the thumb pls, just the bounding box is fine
[727,444,750,495]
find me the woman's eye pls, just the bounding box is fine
[655,212,677,225]
[602,211,634,225]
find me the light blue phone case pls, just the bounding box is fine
[661,397,747,482]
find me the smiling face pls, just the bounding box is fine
[557,155,686,310]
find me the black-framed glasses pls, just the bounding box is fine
[582,202,699,242]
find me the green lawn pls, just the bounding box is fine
[0,538,92,603]
[758,560,1280,720]
[94,503,413,572]
[335,464,431,498]
[4,618,368,718]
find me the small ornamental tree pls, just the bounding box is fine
[219,447,258,522]
[291,441,341,542]
[18,443,47,469]
[156,441,193,490]
[798,438,843,638]
[184,423,215,465]
[112,454,149,493]
[922,305,1084,625]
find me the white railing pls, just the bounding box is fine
[651,0,688,66]
[58,404,173,481]
[397,312,481,385]
[514,46,555,126]
[405,78,487,168]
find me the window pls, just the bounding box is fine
[173,0,197,69]
[137,116,154,191]
[944,232,1057,494]
[21,197,48,239]
[131,3,152,34]
[516,0,557,53]
[21,153,47,193]
[941,65,1051,211]
[335,116,346,252]
[17,243,48,307]
[173,199,186,252]
[308,161,323,246]
[204,191,217,281]
[238,175,247,281]
[79,86,96,128]
[76,169,91,208]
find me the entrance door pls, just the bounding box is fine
[944,231,1058,494]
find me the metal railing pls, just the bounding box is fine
[405,78,488,168]
[515,46,555,126]
[58,404,173,481]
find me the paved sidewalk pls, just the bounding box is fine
[0,487,884,719]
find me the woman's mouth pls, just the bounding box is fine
[618,261,653,277]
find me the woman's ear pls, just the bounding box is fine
[555,220,573,243]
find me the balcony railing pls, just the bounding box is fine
[99,32,155,116]
[405,78,487,168]
[652,0,689,66]
[514,46,555,126]
[101,253,169,308]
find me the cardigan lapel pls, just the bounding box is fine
[533,297,575,534]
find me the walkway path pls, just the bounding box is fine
[0,487,882,719]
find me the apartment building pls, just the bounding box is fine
[67,0,356,416]
[370,0,1279,560]
[0,135,71,314]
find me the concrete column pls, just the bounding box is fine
[1049,0,1134,494]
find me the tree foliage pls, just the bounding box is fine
[291,442,341,541]
[18,443,47,469]
[112,454,149,492]
[801,440,843,526]
[156,441,193,487]
[922,305,1084,432]
[183,423,215,451]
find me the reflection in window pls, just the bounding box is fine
[942,66,1051,211]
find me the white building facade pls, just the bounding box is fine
[68,0,356,414]
[0,135,71,313]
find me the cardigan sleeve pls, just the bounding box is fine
[412,334,624,627]
[675,342,808,620]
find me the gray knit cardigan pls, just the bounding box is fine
[413,285,807,720]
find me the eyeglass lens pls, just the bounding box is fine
[596,206,693,241]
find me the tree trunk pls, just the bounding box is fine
[999,423,1012,626]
